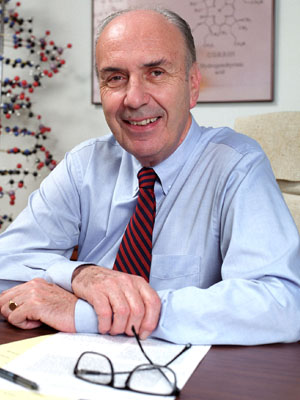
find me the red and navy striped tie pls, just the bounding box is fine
[113,167,157,282]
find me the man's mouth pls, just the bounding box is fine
[126,117,160,126]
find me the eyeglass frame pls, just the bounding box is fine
[73,326,192,396]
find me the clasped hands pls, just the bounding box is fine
[0,265,161,339]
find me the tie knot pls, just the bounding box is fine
[138,167,156,189]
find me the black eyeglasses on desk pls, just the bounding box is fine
[73,326,191,396]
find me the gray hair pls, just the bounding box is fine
[95,7,196,71]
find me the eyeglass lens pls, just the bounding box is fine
[76,352,112,385]
[128,364,176,395]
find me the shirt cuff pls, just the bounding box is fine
[45,259,87,292]
[75,299,99,333]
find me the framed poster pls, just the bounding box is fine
[92,0,275,104]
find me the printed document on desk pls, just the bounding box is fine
[0,332,210,400]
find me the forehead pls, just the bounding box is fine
[96,11,186,67]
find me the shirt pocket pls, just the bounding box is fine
[150,254,201,290]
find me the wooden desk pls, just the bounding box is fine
[1,315,300,400]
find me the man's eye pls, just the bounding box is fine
[110,76,123,81]
[151,70,163,77]
[108,75,124,85]
[106,75,126,87]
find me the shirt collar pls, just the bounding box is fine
[130,116,201,196]
[154,116,200,195]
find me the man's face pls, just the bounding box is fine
[96,10,201,166]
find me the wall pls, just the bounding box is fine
[1,0,300,218]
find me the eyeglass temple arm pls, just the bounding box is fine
[165,343,192,367]
[131,326,192,367]
[131,326,155,365]
[131,326,187,396]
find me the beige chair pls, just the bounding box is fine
[234,111,300,233]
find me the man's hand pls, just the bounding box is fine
[72,265,161,339]
[0,278,77,332]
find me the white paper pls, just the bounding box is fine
[1,333,210,400]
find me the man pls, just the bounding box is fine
[0,7,300,345]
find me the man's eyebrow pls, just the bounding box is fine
[99,58,169,75]
[143,58,169,68]
[99,67,124,75]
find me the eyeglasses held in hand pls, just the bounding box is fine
[73,326,191,396]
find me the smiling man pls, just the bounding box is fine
[0,8,300,345]
[97,10,200,167]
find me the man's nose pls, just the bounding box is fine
[123,77,150,108]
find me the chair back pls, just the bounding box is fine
[234,112,300,232]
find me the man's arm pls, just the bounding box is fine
[0,150,91,331]
[0,153,85,292]
[152,154,300,345]
[0,140,162,337]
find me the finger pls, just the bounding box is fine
[7,302,35,324]
[137,284,161,340]
[19,321,42,329]
[92,293,113,334]
[0,293,6,307]
[111,274,158,337]
[0,287,14,298]
[123,288,145,336]
[0,304,8,319]
[107,290,130,336]
[8,317,42,330]
[6,302,41,329]
[0,291,16,310]
[0,299,22,319]
[105,274,145,336]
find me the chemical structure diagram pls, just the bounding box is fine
[189,0,263,48]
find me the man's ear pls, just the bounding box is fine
[189,63,201,109]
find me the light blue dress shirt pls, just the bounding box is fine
[1,117,300,345]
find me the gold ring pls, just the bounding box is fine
[9,300,18,311]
